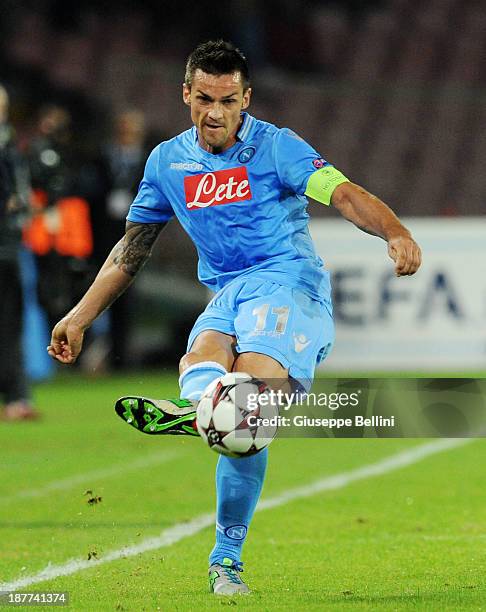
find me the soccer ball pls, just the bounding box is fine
[196,372,279,458]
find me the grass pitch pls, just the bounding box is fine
[1,371,485,610]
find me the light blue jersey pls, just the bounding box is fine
[127,113,334,303]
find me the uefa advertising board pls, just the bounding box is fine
[310,217,486,371]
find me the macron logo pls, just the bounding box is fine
[293,333,312,353]
[170,162,203,171]
[184,167,252,209]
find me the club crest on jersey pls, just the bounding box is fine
[184,167,252,209]
[238,146,256,163]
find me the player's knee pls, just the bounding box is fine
[179,352,196,374]
[179,348,232,374]
[180,331,236,374]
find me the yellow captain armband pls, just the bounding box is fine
[304,166,349,206]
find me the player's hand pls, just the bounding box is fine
[47,318,85,364]
[387,235,422,276]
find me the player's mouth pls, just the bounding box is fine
[205,123,224,131]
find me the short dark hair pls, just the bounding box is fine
[185,40,250,90]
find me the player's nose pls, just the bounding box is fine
[208,104,224,121]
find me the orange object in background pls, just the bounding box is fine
[22,189,51,255]
[54,197,93,258]
[23,190,93,258]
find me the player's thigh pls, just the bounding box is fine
[180,329,237,373]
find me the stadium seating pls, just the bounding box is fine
[4,0,485,217]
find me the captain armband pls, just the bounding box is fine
[304,166,349,206]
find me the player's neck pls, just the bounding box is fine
[197,134,236,155]
[198,139,227,155]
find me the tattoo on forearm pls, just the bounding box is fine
[113,222,163,276]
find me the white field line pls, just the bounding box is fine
[0,438,471,592]
[0,451,179,504]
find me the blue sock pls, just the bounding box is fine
[179,361,227,400]
[209,448,268,565]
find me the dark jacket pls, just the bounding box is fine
[0,123,30,260]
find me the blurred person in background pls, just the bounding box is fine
[0,84,38,420]
[47,41,421,595]
[23,104,94,334]
[89,109,148,370]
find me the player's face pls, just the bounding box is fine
[183,69,251,153]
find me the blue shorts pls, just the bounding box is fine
[187,277,334,391]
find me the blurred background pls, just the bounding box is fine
[1,0,485,418]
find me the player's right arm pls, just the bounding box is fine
[48,221,165,364]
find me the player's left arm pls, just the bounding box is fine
[330,181,421,277]
[274,129,421,276]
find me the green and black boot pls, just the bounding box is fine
[115,396,198,436]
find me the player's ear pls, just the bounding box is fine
[182,83,191,106]
[242,87,252,110]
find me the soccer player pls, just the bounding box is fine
[48,41,421,595]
